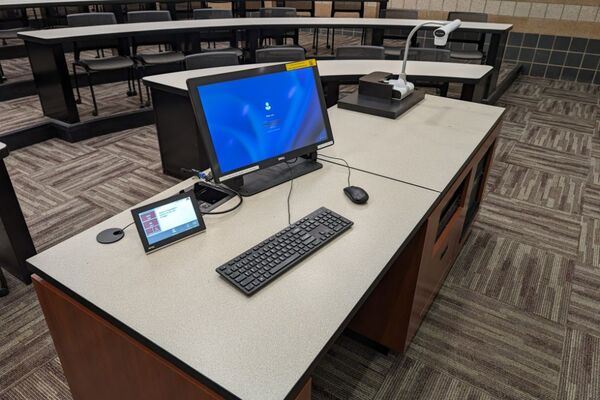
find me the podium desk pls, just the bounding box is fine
[28,95,503,400]
[28,164,439,400]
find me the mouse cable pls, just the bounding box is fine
[317,154,351,187]
[285,159,296,225]
[318,155,439,194]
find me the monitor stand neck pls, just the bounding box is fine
[223,152,322,197]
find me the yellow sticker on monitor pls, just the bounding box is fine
[285,59,317,71]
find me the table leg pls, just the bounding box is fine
[460,78,487,103]
[484,31,508,98]
[0,151,36,284]
[25,41,80,123]
[245,29,259,63]
[324,81,340,108]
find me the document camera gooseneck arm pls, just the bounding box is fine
[387,19,461,99]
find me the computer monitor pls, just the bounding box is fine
[186,61,334,196]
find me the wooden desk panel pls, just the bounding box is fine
[34,274,313,400]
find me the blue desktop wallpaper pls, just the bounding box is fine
[197,68,328,175]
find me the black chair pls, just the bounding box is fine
[447,11,487,63]
[400,47,451,96]
[128,10,185,106]
[335,45,385,60]
[382,8,418,59]
[185,51,240,69]
[193,9,242,56]
[327,1,365,54]
[255,47,305,62]
[259,7,298,47]
[68,12,138,116]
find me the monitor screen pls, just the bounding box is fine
[139,196,200,246]
[193,65,331,178]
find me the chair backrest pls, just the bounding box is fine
[185,51,239,70]
[447,11,487,44]
[400,47,451,62]
[193,8,233,19]
[67,13,119,57]
[67,12,116,27]
[0,8,28,29]
[127,11,174,50]
[383,9,418,39]
[331,1,364,16]
[335,45,385,60]
[284,1,313,15]
[255,47,305,62]
[127,10,172,23]
[259,7,297,18]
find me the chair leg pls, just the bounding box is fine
[0,268,8,297]
[87,71,99,117]
[0,62,6,83]
[135,66,145,108]
[326,28,330,48]
[72,64,82,104]
[126,68,137,97]
[331,29,335,55]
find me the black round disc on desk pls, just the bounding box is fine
[96,228,125,244]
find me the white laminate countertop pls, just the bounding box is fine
[18,17,512,42]
[28,163,439,400]
[143,60,493,91]
[323,94,504,192]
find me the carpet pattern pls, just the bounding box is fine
[1,77,600,399]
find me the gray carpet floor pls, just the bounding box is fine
[1,36,599,400]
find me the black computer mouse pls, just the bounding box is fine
[343,186,369,205]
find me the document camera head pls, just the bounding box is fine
[433,19,461,47]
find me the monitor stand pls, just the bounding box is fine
[223,153,322,197]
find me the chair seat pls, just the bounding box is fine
[77,56,134,71]
[203,47,243,57]
[450,50,484,60]
[0,27,32,40]
[137,51,185,65]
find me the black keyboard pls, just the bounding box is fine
[217,207,353,295]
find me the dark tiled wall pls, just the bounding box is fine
[504,33,600,84]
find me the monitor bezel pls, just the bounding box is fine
[186,62,334,183]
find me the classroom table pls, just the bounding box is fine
[28,94,504,400]
[18,17,511,124]
[143,60,494,179]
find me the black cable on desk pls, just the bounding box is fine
[285,159,296,225]
[318,154,351,187]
